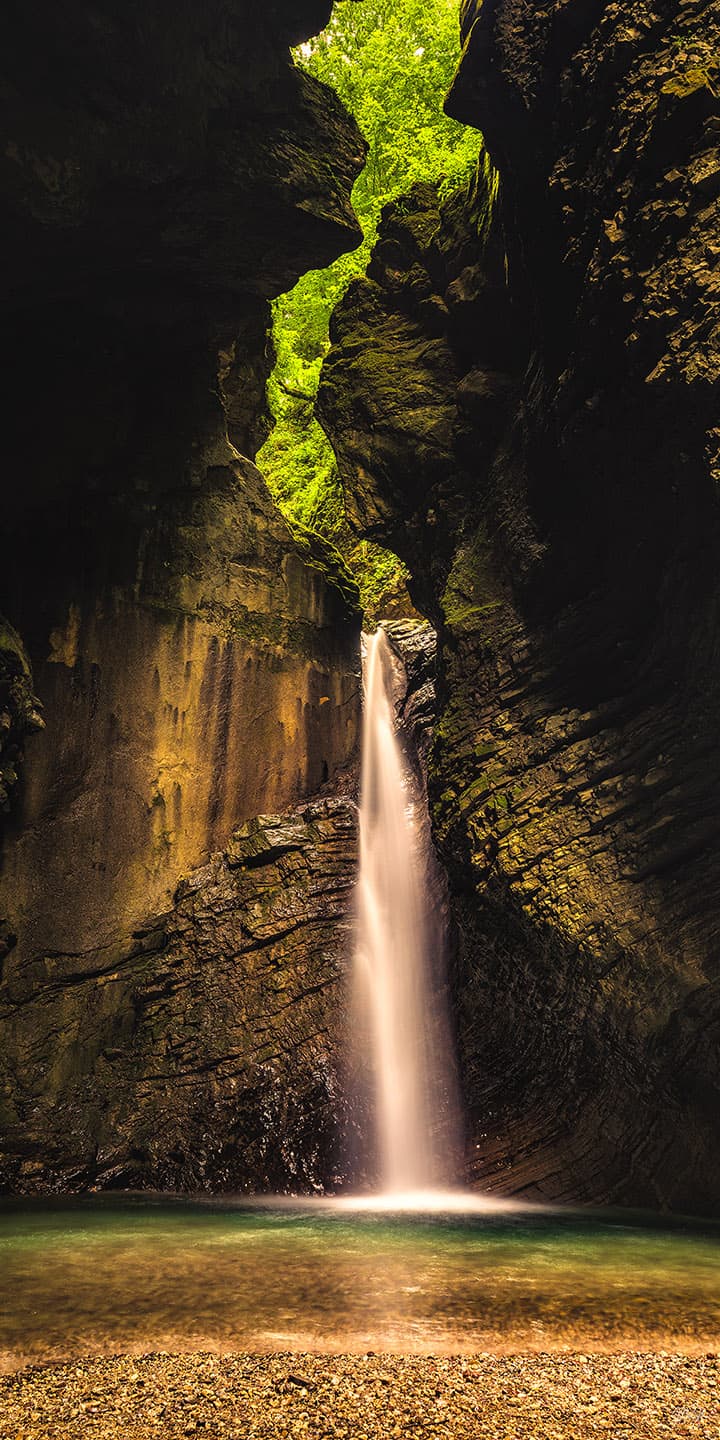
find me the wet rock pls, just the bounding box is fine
[318,175,515,616]
[0,794,358,1194]
[0,1,365,1024]
[381,620,437,760]
[0,449,361,985]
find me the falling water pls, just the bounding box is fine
[354,627,460,1193]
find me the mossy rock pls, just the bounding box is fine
[440,526,503,633]
[288,521,362,618]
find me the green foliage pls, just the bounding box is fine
[286,520,362,617]
[258,0,482,618]
[346,540,415,626]
[299,0,481,218]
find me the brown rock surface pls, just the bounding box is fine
[1,453,360,975]
[0,795,358,1193]
[0,0,367,907]
[0,2,366,1190]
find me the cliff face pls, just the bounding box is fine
[0,796,358,1194]
[0,2,367,1188]
[0,624,437,1196]
[320,1,720,1213]
[0,2,365,964]
[1,456,360,978]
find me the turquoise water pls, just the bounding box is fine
[1,1195,719,1369]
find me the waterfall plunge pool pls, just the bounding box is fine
[2,1194,719,1372]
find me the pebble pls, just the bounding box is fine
[1,1351,719,1439]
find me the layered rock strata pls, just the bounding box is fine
[0,2,366,1188]
[319,0,720,1213]
[1,455,361,977]
[0,2,365,965]
[0,797,358,1193]
[0,623,440,1195]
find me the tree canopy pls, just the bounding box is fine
[257,0,481,620]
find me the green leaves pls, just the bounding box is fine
[300,0,479,226]
[258,0,482,616]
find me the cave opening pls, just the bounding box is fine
[256,0,482,626]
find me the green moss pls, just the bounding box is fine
[441,527,502,632]
[347,539,412,624]
[474,741,497,760]
[287,522,362,617]
[661,66,719,99]
[457,775,495,813]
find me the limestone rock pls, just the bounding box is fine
[0,1,365,990]
[1,6,363,314]
[1,446,361,979]
[381,619,438,761]
[0,795,358,1194]
[0,1,366,1191]
[318,175,516,616]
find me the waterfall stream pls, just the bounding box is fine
[354,628,460,1194]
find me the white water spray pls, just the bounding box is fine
[354,628,460,1193]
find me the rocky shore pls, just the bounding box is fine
[1,1351,718,1440]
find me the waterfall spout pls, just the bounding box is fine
[354,627,460,1193]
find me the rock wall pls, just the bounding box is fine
[0,625,439,1196]
[0,2,365,961]
[319,0,720,1214]
[0,797,358,1193]
[0,2,366,1189]
[1,456,361,972]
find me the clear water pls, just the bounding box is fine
[2,1195,719,1371]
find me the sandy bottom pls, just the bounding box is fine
[1,1350,718,1440]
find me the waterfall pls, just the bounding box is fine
[354,627,460,1194]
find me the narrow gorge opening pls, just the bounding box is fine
[250,0,488,1194]
[256,0,482,625]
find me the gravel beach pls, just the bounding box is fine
[1,1351,718,1440]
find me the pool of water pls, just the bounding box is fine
[2,1193,719,1370]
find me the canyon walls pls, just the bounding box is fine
[0,1,366,1189]
[319,0,720,1213]
[0,620,435,1195]
[2,0,718,1210]
[2,464,360,981]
